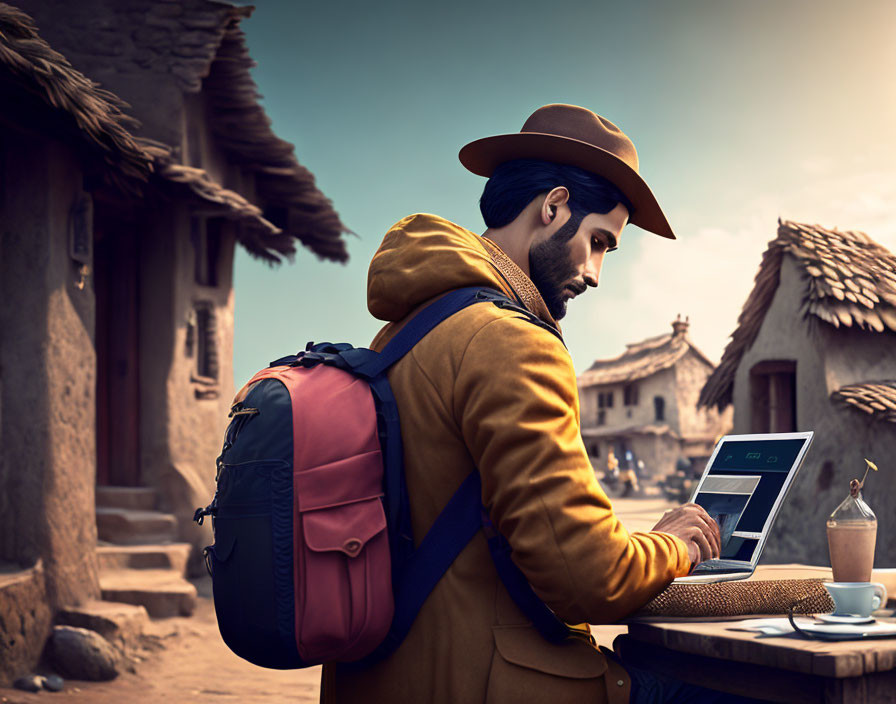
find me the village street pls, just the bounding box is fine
[5,0,896,701]
[0,497,675,704]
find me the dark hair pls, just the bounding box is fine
[479,159,633,229]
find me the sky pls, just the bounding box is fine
[232,0,896,387]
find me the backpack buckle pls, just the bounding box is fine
[298,351,324,367]
[193,505,216,526]
[296,349,351,371]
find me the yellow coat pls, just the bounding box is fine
[321,214,689,704]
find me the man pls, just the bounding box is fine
[620,451,640,497]
[322,105,726,703]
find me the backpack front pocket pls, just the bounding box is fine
[294,452,393,662]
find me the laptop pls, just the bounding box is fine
[674,431,814,584]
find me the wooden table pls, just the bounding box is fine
[615,565,896,704]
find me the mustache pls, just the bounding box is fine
[566,281,588,296]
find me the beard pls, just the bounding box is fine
[528,212,584,321]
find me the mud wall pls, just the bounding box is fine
[734,255,896,566]
[0,136,100,606]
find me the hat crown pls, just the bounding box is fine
[521,104,639,173]
[457,103,674,238]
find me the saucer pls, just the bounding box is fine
[816,613,875,625]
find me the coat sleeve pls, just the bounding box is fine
[452,314,691,624]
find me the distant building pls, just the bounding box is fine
[700,219,896,567]
[578,317,731,480]
[0,2,346,684]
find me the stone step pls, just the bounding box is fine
[99,569,197,619]
[96,543,192,577]
[55,600,149,650]
[95,508,178,545]
[95,485,159,511]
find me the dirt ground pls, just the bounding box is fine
[0,496,674,704]
[0,577,322,704]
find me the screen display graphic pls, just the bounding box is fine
[694,438,807,562]
[695,475,761,550]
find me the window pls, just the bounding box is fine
[69,192,93,265]
[184,94,205,168]
[191,216,222,287]
[750,361,796,433]
[188,116,203,168]
[597,410,606,426]
[192,302,220,400]
[654,396,665,422]
[597,391,614,409]
[590,443,600,458]
[194,303,219,382]
[623,384,639,406]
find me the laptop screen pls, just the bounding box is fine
[691,434,812,564]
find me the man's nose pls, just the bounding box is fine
[584,255,603,288]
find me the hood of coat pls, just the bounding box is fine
[367,213,557,327]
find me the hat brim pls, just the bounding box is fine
[459,132,675,239]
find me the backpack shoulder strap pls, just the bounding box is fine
[353,287,571,664]
[371,472,571,664]
[364,470,485,662]
[349,286,562,379]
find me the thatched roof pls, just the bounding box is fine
[10,0,349,263]
[0,3,150,185]
[699,220,896,411]
[578,320,714,388]
[201,10,348,263]
[141,139,301,259]
[831,382,896,425]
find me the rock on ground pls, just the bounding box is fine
[43,673,65,691]
[47,626,121,681]
[12,674,42,692]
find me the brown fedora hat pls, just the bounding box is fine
[459,104,675,239]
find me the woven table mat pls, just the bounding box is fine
[637,578,834,618]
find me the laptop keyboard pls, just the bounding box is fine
[692,559,749,573]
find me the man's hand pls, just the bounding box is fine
[652,503,721,566]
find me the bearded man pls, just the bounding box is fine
[321,105,738,703]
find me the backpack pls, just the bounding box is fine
[194,286,571,670]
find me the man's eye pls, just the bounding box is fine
[592,237,605,250]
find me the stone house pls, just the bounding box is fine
[0,2,347,684]
[577,317,731,480]
[699,219,896,568]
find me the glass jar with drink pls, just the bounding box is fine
[827,459,878,582]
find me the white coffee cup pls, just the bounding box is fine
[823,582,888,618]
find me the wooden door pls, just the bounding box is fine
[94,213,140,486]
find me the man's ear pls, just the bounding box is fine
[540,187,570,226]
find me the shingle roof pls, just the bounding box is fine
[578,325,714,388]
[699,220,896,411]
[0,3,150,185]
[580,423,679,439]
[831,382,896,425]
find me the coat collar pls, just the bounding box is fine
[480,236,561,332]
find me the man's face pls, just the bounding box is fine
[528,203,628,321]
